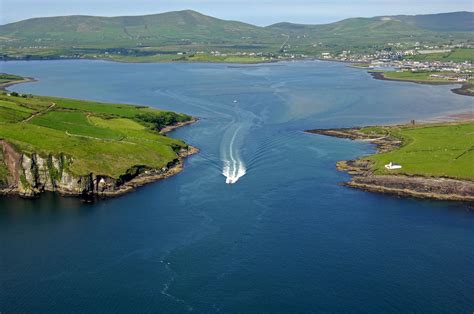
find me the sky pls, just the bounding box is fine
[1,0,473,25]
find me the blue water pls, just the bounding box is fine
[1,60,473,313]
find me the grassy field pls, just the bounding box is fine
[406,48,474,62]
[0,86,192,180]
[379,70,473,84]
[360,122,474,180]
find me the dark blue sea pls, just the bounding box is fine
[1,60,473,313]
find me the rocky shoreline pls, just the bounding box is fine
[307,127,474,202]
[160,118,198,134]
[451,83,474,97]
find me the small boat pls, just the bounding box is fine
[233,99,238,103]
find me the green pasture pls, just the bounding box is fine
[361,122,474,180]
[0,90,192,178]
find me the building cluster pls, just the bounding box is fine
[319,43,472,83]
[320,43,472,64]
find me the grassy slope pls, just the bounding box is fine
[393,12,474,32]
[1,11,472,60]
[360,123,474,180]
[0,91,192,179]
[266,15,473,54]
[0,10,280,50]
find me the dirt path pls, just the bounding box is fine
[22,102,56,123]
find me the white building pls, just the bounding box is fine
[385,162,402,170]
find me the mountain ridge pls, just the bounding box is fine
[266,11,474,32]
[3,10,472,30]
[0,10,472,60]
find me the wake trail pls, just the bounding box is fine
[157,89,263,185]
[160,260,194,312]
[223,125,246,184]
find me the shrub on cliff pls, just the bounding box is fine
[135,112,191,131]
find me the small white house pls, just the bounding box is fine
[385,162,402,170]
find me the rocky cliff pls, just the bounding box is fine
[0,140,198,198]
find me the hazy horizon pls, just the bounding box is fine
[1,0,473,26]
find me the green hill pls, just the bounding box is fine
[266,12,473,54]
[0,10,276,48]
[268,11,474,33]
[0,10,472,60]
[393,11,474,32]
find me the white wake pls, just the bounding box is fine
[222,125,246,184]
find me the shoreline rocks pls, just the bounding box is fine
[0,140,199,200]
[307,127,474,202]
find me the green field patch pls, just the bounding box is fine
[367,123,474,180]
[381,71,463,83]
[29,110,124,140]
[0,90,191,179]
[407,48,474,62]
[51,97,163,118]
[359,126,390,136]
[0,101,31,123]
[0,122,184,178]
[0,100,33,114]
[90,117,146,130]
[0,94,51,112]
[89,116,186,146]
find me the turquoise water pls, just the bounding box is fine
[1,60,473,312]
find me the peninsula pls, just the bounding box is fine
[369,70,474,97]
[0,74,197,198]
[308,121,474,201]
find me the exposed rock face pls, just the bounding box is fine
[0,140,198,198]
[0,140,21,188]
[348,175,474,202]
[14,151,98,197]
